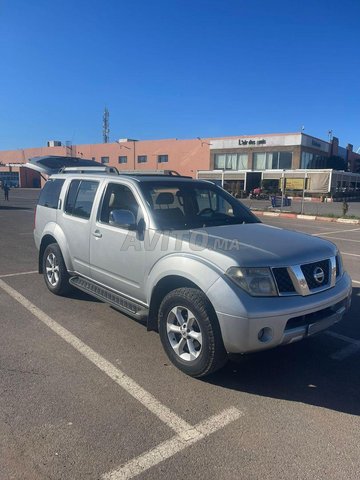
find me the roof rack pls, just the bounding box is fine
[59,166,119,174]
[57,166,192,179]
[120,169,182,176]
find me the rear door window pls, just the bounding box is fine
[65,180,99,219]
[38,179,65,209]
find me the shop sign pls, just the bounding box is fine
[280,178,306,190]
[238,139,266,146]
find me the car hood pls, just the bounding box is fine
[179,223,337,269]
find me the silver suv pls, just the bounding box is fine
[32,162,352,377]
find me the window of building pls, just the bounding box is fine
[301,151,331,169]
[38,179,65,209]
[0,171,20,188]
[158,154,168,163]
[118,156,128,164]
[301,152,313,169]
[253,151,292,170]
[253,153,267,170]
[101,156,110,164]
[277,152,292,169]
[214,153,248,170]
[65,180,98,219]
[237,154,248,169]
[137,155,147,164]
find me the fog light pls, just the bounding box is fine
[258,327,273,343]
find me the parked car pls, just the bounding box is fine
[30,158,352,377]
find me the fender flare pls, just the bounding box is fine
[39,223,74,273]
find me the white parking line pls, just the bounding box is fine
[0,279,242,479]
[326,331,360,361]
[312,227,360,236]
[342,252,360,257]
[317,236,360,243]
[102,407,242,480]
[331,344,360,361]
[0,270,38,278]
[352,280,360,285]
[326,331,359,345]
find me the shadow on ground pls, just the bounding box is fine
[206,287,360,416]
[0,205,34,211]
[67,289,102,303]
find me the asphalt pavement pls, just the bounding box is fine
[0,190,359,480]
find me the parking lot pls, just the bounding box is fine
[1,189,360,480]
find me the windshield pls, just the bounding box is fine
[139,181,260,230]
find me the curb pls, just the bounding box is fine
[253,210,360,224]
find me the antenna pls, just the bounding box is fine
[103,107,110,143]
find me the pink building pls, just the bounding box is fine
[0,134,359,189]
[0,138,211,187]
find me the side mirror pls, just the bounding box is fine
[109,209,137,229]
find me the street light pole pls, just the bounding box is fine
[301,169,307,215]
[133,140,136,170]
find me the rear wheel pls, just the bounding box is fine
[42,243,72,296]
[158,288,227,377]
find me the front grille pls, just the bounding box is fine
[272,268,295,293]
[300,259,330,290]
[273,257,335,296]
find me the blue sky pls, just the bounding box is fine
[1,0,359,151]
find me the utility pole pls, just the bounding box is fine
[103,107,110,143]
[301,169,307,215]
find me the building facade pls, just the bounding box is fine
[201,133,360,197]
[0,132,359,195]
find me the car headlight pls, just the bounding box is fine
[226,267,278,296]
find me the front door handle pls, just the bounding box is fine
[93,230,102,238]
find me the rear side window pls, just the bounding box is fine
[38,179,65,209]
[65,180,99,219]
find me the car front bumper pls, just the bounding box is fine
[207,272,352,354]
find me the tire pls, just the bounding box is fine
[158,288,227,377]
[42,243,72,296]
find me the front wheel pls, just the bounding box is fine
[42,243,72,296]
[158,288,227,377]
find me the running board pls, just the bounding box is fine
[69,276,148,320]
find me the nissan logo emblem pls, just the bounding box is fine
[313,266,325,284]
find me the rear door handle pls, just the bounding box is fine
[93,230,102,238]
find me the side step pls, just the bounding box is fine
[69,276,148,320]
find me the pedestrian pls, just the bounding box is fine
[3,183,10,201]
[342,200,348,217]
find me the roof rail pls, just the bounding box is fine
[119,169,182,176]
[59,166,119,174]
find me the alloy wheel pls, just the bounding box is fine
[45,252,60,287]
[166,306,203,362]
